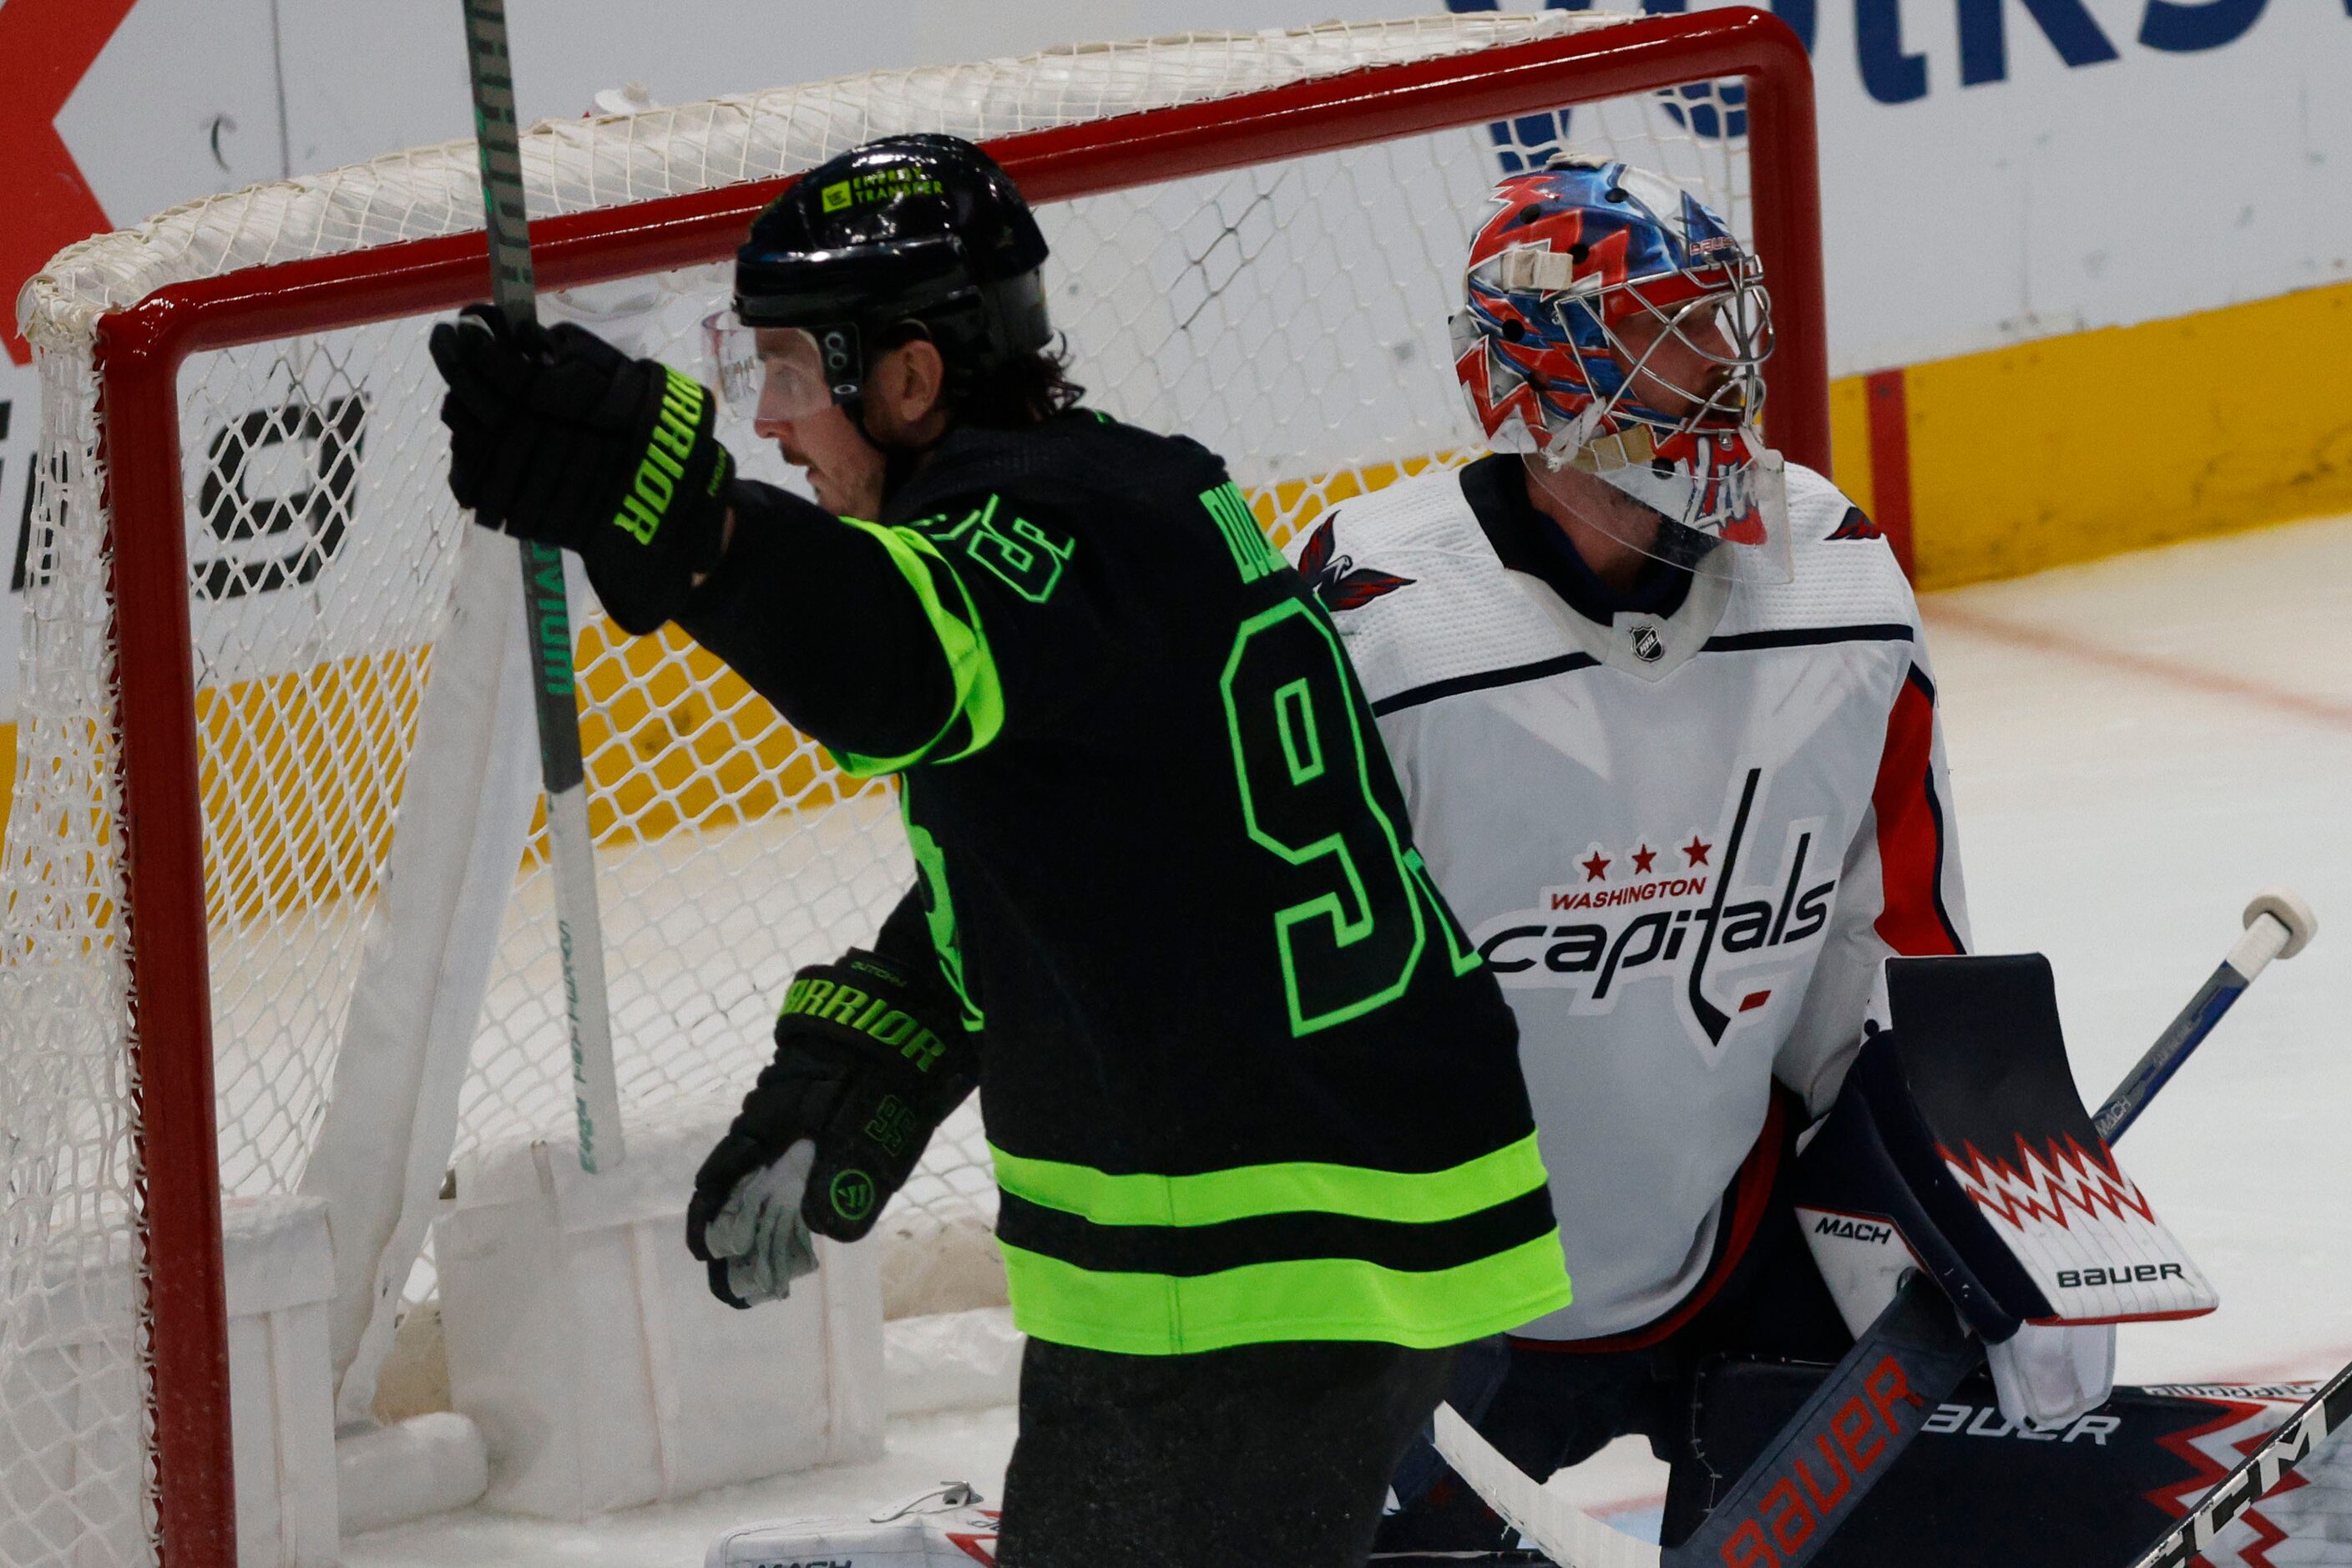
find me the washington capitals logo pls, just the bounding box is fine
[1298,513,1413,611]
[1828,506,1884,542]
[1466,766,1845,1058]
[1651,427,1768,543]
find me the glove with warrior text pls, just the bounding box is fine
[429,302,734,635]
[685,946,979,1309]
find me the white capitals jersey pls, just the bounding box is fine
[1289,454,1970,1342]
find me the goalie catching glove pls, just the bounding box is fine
[429,303,734,635]
[686,945,979,1308]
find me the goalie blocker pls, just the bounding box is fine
[1790,955,2215,1430]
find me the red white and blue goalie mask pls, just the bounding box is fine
[1450,157,1787,579]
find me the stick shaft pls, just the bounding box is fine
[1663,1275,1979,1566]
[2095,913,2289,1142]
[463,0,536,322]
[2128,1362,2352,1568]
[462,0,624,1171]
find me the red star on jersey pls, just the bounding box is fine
[1581,851,1611,882]
[0,0,140,365]
[1682,837,1712,867]
[1631,845,1657,874]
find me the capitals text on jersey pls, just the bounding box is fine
[1469,764,1841,1059]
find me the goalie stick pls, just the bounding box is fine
[2126,1358,2352,1568]
[459,0,625,1172]
[1434,1275,1980,1568]
[2097,888,2314,1141]
[1434,888,2317,1568]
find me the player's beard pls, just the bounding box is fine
[776,438,886,519]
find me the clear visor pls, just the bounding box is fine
[702,314,838,422]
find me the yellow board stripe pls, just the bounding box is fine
[1842,275,2352,590]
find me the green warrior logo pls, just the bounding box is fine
[779,976,948,1070]
[533,558,571,696]
[829,1169,877,1224]
[612,367,708,544]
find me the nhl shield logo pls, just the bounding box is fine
[1630,624,1665,663]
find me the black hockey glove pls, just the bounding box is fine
[429,302,734,635]
[685,946,979,1309]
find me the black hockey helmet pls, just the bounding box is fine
[728,134,1051,412]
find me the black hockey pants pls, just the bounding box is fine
[997,1336,1456,1568]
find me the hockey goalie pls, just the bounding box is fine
[1275,156,2345,1566]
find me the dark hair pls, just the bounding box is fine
[880,321,1085,431]
[953,336,1086,429]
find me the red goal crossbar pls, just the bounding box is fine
[86,11,1819,1560]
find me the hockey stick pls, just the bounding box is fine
[2096,888,2314,1141]
[2126,1358,2352,1568]
[1435,1402,1660,1568]
[1435,889,2318,1568]
[460,0,625,1173]
[1434,1274,1976,1568]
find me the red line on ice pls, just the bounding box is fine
[1923,601,2352,734]
[2205,1343,2352,1385]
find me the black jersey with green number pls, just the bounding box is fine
[681,410,1571,1355]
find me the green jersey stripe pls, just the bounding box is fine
[995,1184,1557,1278]
[998,1230,1576,1355]
[832,518,1004,775]
[989,1130,1550,1228]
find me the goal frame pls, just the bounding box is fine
[84,10,1822,1560]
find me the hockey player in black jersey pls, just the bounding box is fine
[430,134,1571,1567]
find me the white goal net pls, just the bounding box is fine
[5,11,1811,1561]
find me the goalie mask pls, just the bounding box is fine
[708,134,1052,424]
[1450,157,1787,579]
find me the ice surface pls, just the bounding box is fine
[343,1408,1017,1566]
[344,513,2352,1563]
[1932,515,2352,1390]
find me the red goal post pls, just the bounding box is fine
[46,9,1821,1561]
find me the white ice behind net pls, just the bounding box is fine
[6,13,1750,1560]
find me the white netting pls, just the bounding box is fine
[6,13,1760,1560]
